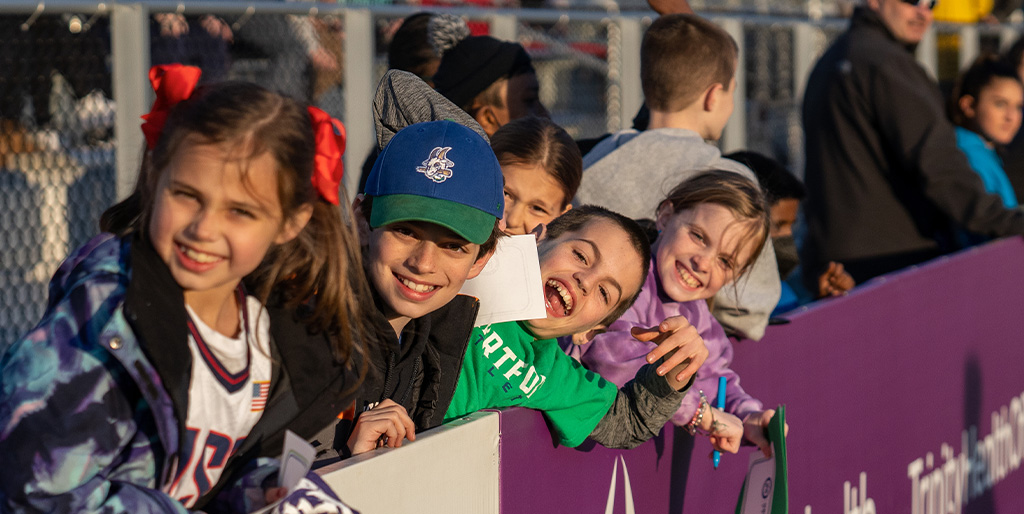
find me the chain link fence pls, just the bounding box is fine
[1,12,116,345]
[0,2,1017,347]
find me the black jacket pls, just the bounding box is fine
[314,291,478,461]
[800,7,1024,284]
[125,237,360,509]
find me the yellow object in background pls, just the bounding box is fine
[932,0,995,23]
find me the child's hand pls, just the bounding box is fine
[346,399,416,456]
[630,315,709,383]
[199,14,233,42]
[742,409,791,458]
[817,261,855,297]
[154,13,188,37]
[703,407,743,454]
[265,486,287,505]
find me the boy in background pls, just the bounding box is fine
[726,150,855,313]
[433,35,549,135]
[576,14,779,341]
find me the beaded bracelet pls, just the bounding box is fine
[696,407,718,437]
[686,391,710,436]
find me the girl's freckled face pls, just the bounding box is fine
[654,203,757,303]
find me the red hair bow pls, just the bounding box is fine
[308,106,346,205]
[140,64,202,149]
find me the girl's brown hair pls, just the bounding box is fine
[489,117,582,208]
[101,81,371,370]
[659,170,769,278]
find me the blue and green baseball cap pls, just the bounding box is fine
[364,120,504,245]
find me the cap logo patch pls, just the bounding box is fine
[417,146,455,183]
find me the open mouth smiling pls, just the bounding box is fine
[676,261,703,289]
[545,278,575,317]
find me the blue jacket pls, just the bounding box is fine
[955,127,1019,208]
[0,234,360,512]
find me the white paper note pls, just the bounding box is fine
[278,430,316,491]
[740,451,776,514]
[251,430,317,513]
[459,234,546,327]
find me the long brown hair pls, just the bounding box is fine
[101,81,371,371]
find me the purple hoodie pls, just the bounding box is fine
[564,260,763,426]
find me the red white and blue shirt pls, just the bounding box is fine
[165,294,272,507]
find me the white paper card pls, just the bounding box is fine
[459,234,546,327]
[250,430,317,513]
[278,430,316,491]
[740,451,776,514]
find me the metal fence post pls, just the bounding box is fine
[792,22,823,179]
[111,2,151,201]
[490,13,518,41]
[717,17,746,153]
[916,26,939,80]
[1000,26,1020,52]
[958,24,979,71]
[343,8,374,202]
[616,16,643,132]
[793,22,821,104]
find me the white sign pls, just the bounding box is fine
[741,452,776,514]
[252,430,317,514]
[460,234,546,327]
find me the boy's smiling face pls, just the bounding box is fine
[363,217,490,335]
[524,218,645,340]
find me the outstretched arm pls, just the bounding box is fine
[587,359,695,449]
[587,338,700,450]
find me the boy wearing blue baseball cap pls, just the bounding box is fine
[316,120,505,461]
[322,82,701,460]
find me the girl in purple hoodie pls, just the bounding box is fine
[567,170,785,459]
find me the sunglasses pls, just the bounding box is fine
[899,0,938,9]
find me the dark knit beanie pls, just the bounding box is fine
[433,35,534,110]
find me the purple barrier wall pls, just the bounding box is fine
[498,407,687,513]
[499,238,1024,513]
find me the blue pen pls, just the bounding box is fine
[713,376,726,469]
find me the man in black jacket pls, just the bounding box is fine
[801,0,1024,285]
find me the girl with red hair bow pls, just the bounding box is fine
[0,65,372,513]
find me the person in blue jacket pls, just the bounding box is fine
[951,55,1024,209]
